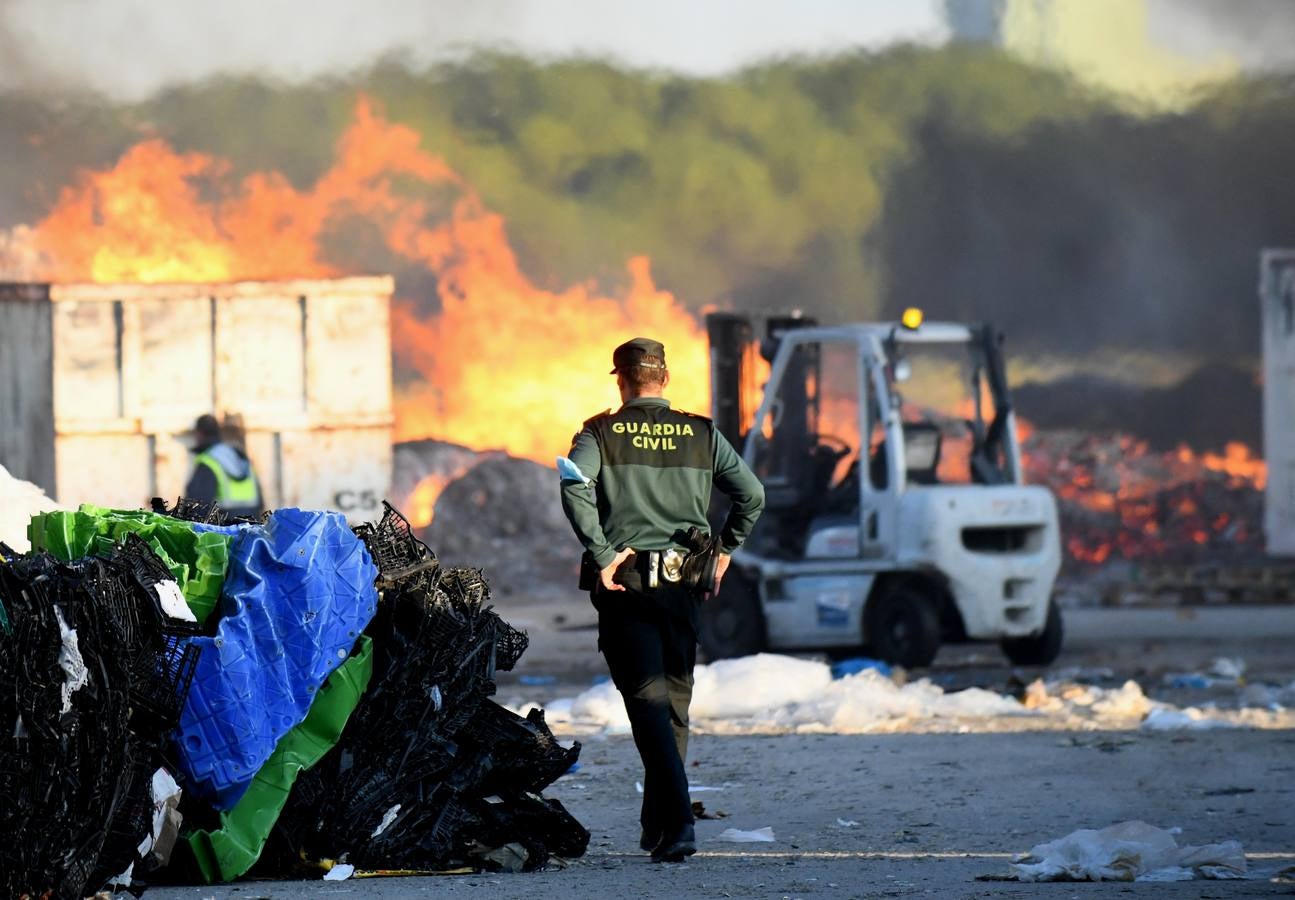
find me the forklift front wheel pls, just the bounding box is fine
[1000,600,1064,667]
[864,581,941,669]
[699,567,766,661]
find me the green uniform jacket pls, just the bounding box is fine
[560,396,765,569]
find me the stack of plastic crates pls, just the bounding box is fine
[461,703,580,797]
[119,534,202,729]
[151,495,269,526]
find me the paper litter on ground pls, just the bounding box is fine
[715,827,775,843]
[636,781,736,794]
[521,653,1295,736]
[323,863,355,880]
[1007,821,1246,882]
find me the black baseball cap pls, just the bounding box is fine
[193,414,221,442]
[610,337,667,374]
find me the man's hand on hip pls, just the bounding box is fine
[599,548,634,592]
[710,552,733,597]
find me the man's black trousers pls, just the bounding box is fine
[596,582,698,838]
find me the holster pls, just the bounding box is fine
[679,526,720,594]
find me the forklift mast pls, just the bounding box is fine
[705,311,818,449]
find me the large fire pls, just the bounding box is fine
[23,97,709,463]
[10,96,1269,565]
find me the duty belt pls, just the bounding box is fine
[617,548,687,590]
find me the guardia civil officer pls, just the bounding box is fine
[559,337,764,862]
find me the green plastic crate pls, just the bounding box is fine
[28,505,231,625]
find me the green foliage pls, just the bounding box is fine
[2,47,1290,343]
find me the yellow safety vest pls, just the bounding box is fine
[194,452,260,509]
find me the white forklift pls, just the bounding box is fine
[702,309,1063,668]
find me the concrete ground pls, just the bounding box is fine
[141,606,1295,899]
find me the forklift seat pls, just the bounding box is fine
[868,422,943,488]
[902,422,942,485]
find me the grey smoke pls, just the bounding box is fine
[1150,0,1295,71]
[0,0,943,101]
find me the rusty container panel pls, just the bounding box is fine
[242,430,283,510]
[150,429,197,506]
[123,296,213,422]
[52,299,121,424]
[306,291,392,421]
[0,287,55,495]
[279,427,390,522]
[214,294,306,424]
[11,277,393,515]
[55,433,151,510]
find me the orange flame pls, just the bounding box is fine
[1024,432,1267,566]
[25,97,709,462]
[1200,441,1267,490]
[404,466,478,529]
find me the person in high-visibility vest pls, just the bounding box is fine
[184,414,263,519]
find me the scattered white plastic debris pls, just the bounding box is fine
[1142,707,1238,731]
[1009,821,1245,882]
[1208,657,1246,680]
[637,781,735,794]
[372,803,401,838]
[715,826,775,843]
[1239,682,1295,710]
[1050,666,1115,682]
[552,655,1026,733]
[1089,681,1154,720]
[323,863,354,880]
[107,862,134,888]
[139,767,183,865]
[837,818,859,828]
[530,655,1294,735]
[53,606,88,714]
[0,462,62,554]
[691,654,832,718]
[154,580,197,623]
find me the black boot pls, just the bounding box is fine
[652,823,696,863]
[639,827,661,852]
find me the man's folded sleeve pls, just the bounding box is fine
[559,428,619,568]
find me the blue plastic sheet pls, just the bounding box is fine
[176,509,378,809]
[830,657,892,680]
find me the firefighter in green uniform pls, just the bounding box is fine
[184,414,264,519]
[560,337,764,862]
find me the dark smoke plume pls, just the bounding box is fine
[878,80,1295,363]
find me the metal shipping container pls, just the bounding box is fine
[0,276,394,522]
[1260,249,1295,555]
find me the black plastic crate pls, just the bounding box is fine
[130,635,201,726]
[355,502,438,588]
[118,534,202,637]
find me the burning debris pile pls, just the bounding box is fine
[0,501,586,895]
[394,441,576,598]
[1021,431,1266,569]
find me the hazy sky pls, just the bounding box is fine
[0,0,947,100]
